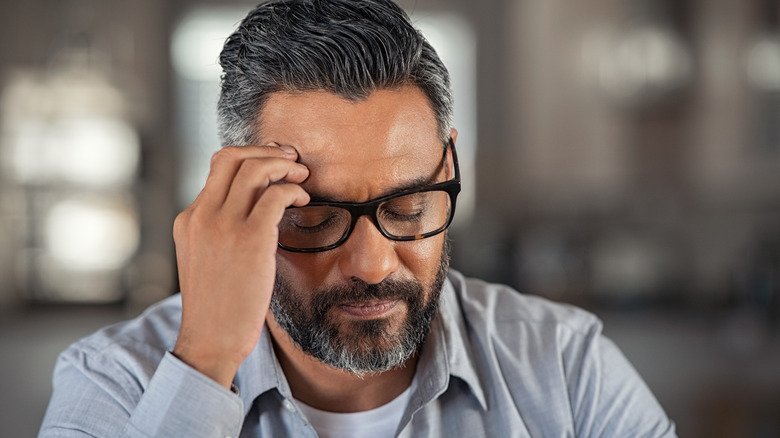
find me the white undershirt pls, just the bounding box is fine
[294,383,414,438]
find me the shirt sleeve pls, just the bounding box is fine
[566,328,677,438]
[40,350,244,438]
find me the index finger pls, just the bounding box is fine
[194,144,300,209]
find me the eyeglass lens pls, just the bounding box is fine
[278,190,452,250]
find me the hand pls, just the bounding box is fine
[172,144,310,389]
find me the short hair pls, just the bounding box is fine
[217,0,453,146]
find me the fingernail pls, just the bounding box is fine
[279,144,297,156]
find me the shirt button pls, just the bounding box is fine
[283,400,295,411]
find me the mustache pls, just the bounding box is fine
[310,278,423,317]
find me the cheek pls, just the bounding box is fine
[276,251,337,290]
[396,234,446,283]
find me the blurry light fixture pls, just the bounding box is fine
[43,196,140,272]
[53,115,139,186]
[746,35,780,91]
[172,8,247,82]
[2,71,139,187]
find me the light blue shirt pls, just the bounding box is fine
[40,270,676,437]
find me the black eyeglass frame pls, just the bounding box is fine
[278,138,461,253]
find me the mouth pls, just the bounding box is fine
[337,299,401,319]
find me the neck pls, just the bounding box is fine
[266,314,418,413]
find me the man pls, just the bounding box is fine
[41,0,676,436]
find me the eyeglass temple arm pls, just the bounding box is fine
[446,137,461,181]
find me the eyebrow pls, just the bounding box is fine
[307,174,436,203]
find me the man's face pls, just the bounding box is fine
[257,85,453,374]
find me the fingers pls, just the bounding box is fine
[194,144,301,210]
[222,157,309,216]
[248,182,310,230]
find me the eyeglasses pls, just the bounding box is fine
[278,138,461,253]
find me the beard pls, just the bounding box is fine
[270,239,450,376]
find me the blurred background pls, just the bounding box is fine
[1,0,779,436]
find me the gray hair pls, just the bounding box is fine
[217,0,453,146]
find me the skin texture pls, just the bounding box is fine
[172,84,457,412]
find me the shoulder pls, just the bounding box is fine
[446,269,601,342]
[441,271,675,435]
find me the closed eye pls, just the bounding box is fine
[294,214,339,233]
[380,208,424,222]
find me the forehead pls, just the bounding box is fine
[256,86,443,201]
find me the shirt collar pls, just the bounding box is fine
[232,271,487,417]
[412,273,488,411]
[232,326,290,418]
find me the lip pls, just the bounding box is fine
[337,299,400,319]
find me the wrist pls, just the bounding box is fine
[172,340,243,389]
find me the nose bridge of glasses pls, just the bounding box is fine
[347,200,386,233]
[346,211,391,248]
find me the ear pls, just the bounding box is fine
[446,128,459,179]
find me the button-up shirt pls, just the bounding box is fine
[40,270,676,437]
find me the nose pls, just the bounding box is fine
[337,216,400,284]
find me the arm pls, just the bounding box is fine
[40,144,310,436]
[172,144,309,388]
[40,351,242,437]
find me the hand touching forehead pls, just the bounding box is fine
[257,85,444,202]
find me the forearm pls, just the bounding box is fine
[41,352,245,438]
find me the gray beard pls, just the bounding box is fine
[270,241,449,376]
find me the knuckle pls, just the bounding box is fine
[259,144,287,156]
[241,157,289,183]
[179,207,221,238]
[187,208,211,229]
[262,183,288,200]
[173,211,190,238]
[211,146,240,164]
[234,159,267,184]
[262,183,306,207]
[238,157,263,173]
